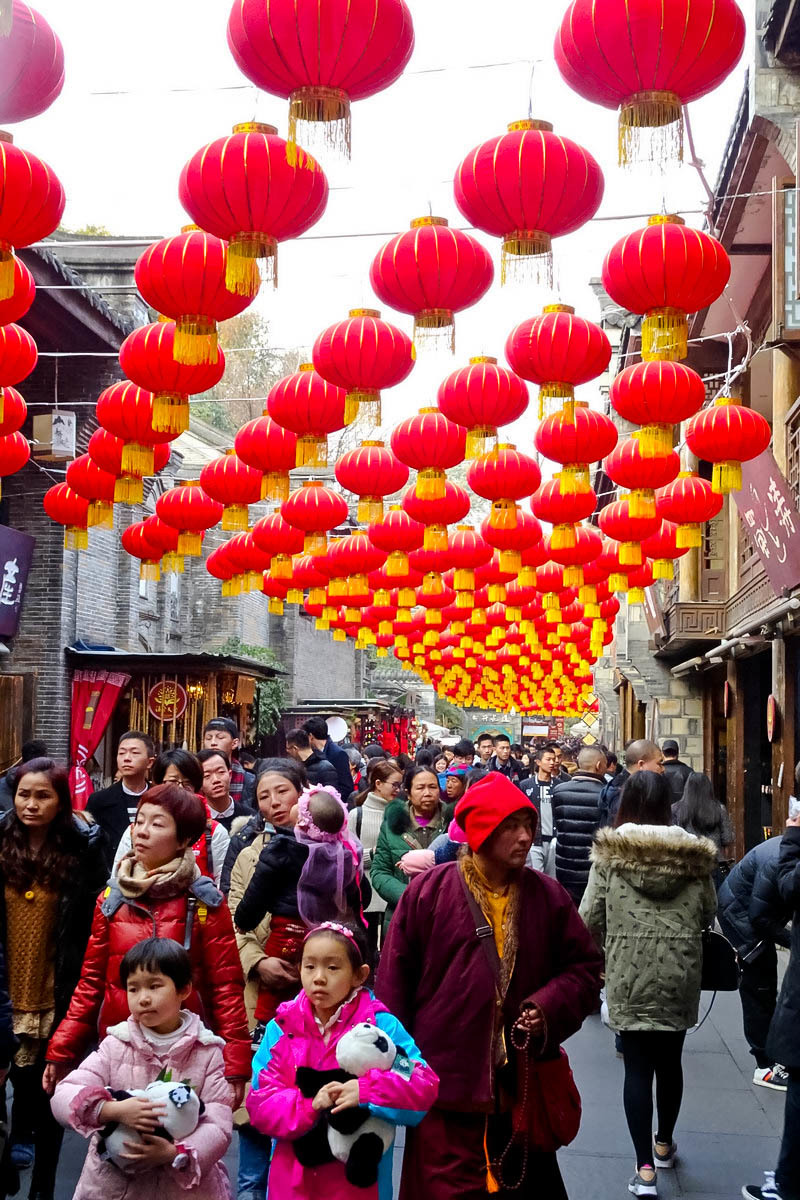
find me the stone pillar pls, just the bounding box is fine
[772,348,800,474]
[678,547,700,602]
[771,631,794,829]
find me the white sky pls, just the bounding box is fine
[16,0,752,440]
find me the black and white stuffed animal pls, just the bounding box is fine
[294,1022,400,1188]
[98,1074,203,1172]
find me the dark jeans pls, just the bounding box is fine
[738,945,778,1069]
[8,1046,63,1198]
[776,1068,800,1200]
[619,1030,686,1170]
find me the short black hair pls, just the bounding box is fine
[454,738,475,758]
[364,742,387,760]
[303,716,329,741]
[414,748,435,767]
[476,733,495,745]
[286,728,310,750]
[152,748,203,792]
[120,730,155,757]
[21,739,47,762]
[543,741,560,754]
[198,747,231,770]
[495,734,511,746]
[203,716,239,739]
[257,756,308,792]
[120,937,192,990]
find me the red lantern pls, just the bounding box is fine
[390,407,466,501]
[610,360,706,456]
[43,481,89,550]
[547,523,603,588]
[534,401,617,493]
[370,216,493,352]
[437,356,528,458]
[119,319,225,436]
[0,385,25,434]
[454,119,603,285]
[234,415,297,502]
[467,444,541,528]
[531,478,597,548]
[199,450,263,531]
[597,497,660,565]
[0,324,36,387]
[623,559,655,606]
[655,471,724,547]
[143,514,185,575]
[0,2,64,123]
[604,438,680,517]
[481,508,543,576]
[0,132,64,299]
[156,482,223,556]
[327,531,386,600]
[88,429,171,505]
[96,382,175,476]
[401,480,470,551]
[334,441,409,523]
[267,363,347,468]
[313,308,413,426]
[446,525,493,598]
[134,227,252,365]
[0,427,27,495]
[180,122,329,298]
[602,215,730,361]
[251,511,306,577]
[685,397,772,493]
[554,0,745,167]
[206,542,237,596]
[262,570,292,615]
[227,0,414,160]
[368,504,424,575]
[122,520,163,581]
[0,257,34,326]
[226,532,270,595]
[66,454,117,529]
[281,480,349,555]
[641,520,689,580]
[506,304,611,418]
[291,553,330,606]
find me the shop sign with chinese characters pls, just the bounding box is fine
[735,451,800,595]
[0,525,35,638]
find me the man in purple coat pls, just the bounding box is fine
[376,771,602,1199]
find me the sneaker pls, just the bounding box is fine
[742,1171,782,1199]
[653,1138,677,1168]
[753,1065,789,1091]
[629,1167,658,1196]
[10,1142,34,1169]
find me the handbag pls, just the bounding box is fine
[701,928,740,991]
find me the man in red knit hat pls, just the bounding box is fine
[376,771,602,1199]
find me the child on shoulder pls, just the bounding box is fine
[247,921,439,1199]
[51,938,233,1200]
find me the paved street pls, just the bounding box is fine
[47,985,785,1198]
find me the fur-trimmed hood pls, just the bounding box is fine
[590,823,717,899]
[384,798,447,837]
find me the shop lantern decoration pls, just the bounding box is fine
[43,480,89,551]
[281,479,348,555]
[119,319,226,436]
[401,479,470,551]
[87,429,171,505]
[437,356,529,458]
[0,2,64,122]
[0,384,25,435]
[0,132,65,299]
[334,441,409,523]
[267,363,347,468]
[534,400,617,494]
[0,323,36,388]
[604,437,680,519]
[155,482,223,556]
[531,477,597,549]
[234,414,297,502]
[467,444,541,529]
[134,227,252,365]
[142,513,185,575]
[454,119,603,285]
[199,449,263,531]
[610,359,706,457]
[602,216,730,362]
[121,520,163,581]
[481,507,543,576]
[367,504,425,575]
[390,407,466,501]
[370,217,493,352]
[65,453,117,529]
[597,496,660,565]
[506,305,611,420]
[554,0,745,167]
[641,520,689,580]
[0,256,34,325]
[95,382,175,477]
[685,397,772,493]
[655,470,724,547]
[179,123,329,298]
[251,510,306,576]
[313,309,414,426]
[227,0,414,161]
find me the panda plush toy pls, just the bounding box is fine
[293,1022,403,1188]
[98,1074,203,1172]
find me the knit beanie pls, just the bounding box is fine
[454,771,536,852]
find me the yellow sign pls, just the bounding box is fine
[582,733,598,746]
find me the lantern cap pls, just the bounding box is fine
[419,406,439,414]
[299,363,315,373]
[361,439,384,447]
[349,308,380,318]
[224,448,236,456]
[507,118,553,133]
[232,121,278,136]
[543,303,575,315]
[301,480,322,488]
[469,356,497,365]
[647,214,685,227]
[411,216,448,228]
[181,224,201,233]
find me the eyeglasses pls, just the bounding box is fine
[390,781,401,791]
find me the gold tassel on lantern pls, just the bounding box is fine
[398,587,416,607]
[387,550,409,574]
[177,532,202,556]
[652,558,674,580]
[563,566,584,588]
[357,496,384,524]
[619,91,683,168]
[0,241,14,301]
[415,468,446,501]
[153,393,190,436]
[345,389,381,427]
[423,525,447,552]
[348,574,369,597]
[559,464,591,494]
[676,523,702,549]
[121,443,155,477]
[642,307,688,362]
[489,499,517,530]
[296,435,328,469]
[627,588,646,605]
[456,591,474,609]
[272,554,294,580]
[454,568,475,591]
[712,461,742,494]
[304,532,327,555]
[539,382,575,421]
[499,549,521,574]
[226,231,277,298]
[466,425,497,459]
[88,499,114,529]
[139,561,160,581]
[288,86,351,164]
[308,586,325,606]
[627,489,656,519]
[609,572,627,592]
[551,523,577,551]
[619,542,642,566]
[64,526,89,552]
[162,552,184,575]
[115,475,144,505]
[638,424,674,457]
[413,308,455,354]
[262,471,290,502]
[174,316,219,366]
[502,228,552,287]
[222,504,249,532]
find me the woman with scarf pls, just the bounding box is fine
[43,784,251,1108]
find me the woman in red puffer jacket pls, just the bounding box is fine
[43,784,250,1107]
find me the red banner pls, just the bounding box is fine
[69,669,131,809]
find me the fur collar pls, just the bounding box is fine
[107,1012,225,1048]
[591,823,717,880]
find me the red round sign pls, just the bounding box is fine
[148,681,187,723]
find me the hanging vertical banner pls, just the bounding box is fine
[0,525,35,638]
[735,451,800,594]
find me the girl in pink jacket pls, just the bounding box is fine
[51,938,233,1199]
[247,921,438,1199]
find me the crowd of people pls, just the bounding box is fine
[0,722,794,1200]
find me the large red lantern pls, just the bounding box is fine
[531,478,597,548]
[156,483,223,556]
[281,480,349,555]
[252,511,306,577]
[602,216,730,361]
[119,319,225,436]
[598,497,660,565]
[506,304,611,418]
[0,257,34,326]
[122,521,163,581]
[0,385,25,434]
[267,363,347,468]
[0,323,36,387]
[0,132,65,299]
[604,438,680,517]
[199,450,263,531]
[655,471,724,547]
[481,508,543,576]
[0,427,27,495]
[96,382,175,476]
[447,525,493,597]
[401,480,470,551]
[370,216,493,352]
[554,0,745,167]
[234,415,297,502]
[66,454,117,528]
[313,309,413,426]
[437,356,528,458]
[641,521,689,580]
[390,407,466,501]
[134,228,252,365]
[43,481,88,550]
[334,441,409,523]
[467,444,541,528]
[327,532,386,600]
[368,504,425,575]
[143,514,185,575]
[179,123,329,298]
[0,2,64,123]
[88,429,171,505]
[227,0,414,160]
[534,401,617,493]
[610,360,706,456]
[548,523,603,588]
[685,397,772,493]
[454,119,603,285]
